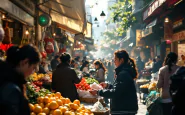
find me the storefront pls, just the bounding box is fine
[0,0,35,47]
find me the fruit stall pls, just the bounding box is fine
[27,73,109,115]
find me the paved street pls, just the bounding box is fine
[137,101,147,115]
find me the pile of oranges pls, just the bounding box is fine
[29,92,93,115]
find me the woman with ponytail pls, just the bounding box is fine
[93,60,107,83]
[157,52,179,115]
[90,49,138,115]
[0,44,41,115]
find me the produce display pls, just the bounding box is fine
[27,82,51,104]
[29,92,94,115]
[75,78,91,91]
[137,79,149,83]
[85,77,99,85]
[140,82,157,91]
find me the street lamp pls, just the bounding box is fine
[100,11,106,18]
[165,17,169,23]
[25,29,29,35]
[94,17,98,21]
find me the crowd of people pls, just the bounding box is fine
[0,35,184,115]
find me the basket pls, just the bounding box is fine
[92,108,110,115]
[79,97,104,104]
[140,88,149,94]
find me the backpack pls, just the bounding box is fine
[170,67,185,105]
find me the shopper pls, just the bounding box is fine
[157,52,180,115]
[0,45,40,115]
[152,56,163,73]
[93,60,107,83]
[90,49,138,115]
[80,60,90,77]
[52,53,81,101]
[177,55,185,66]
[51,55,60,71]
[107,61,114,84]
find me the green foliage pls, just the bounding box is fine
[110,0,136,35]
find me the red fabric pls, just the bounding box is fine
[0,44,14,51]
[44,38,54,54]
[41,52,47,58]
[59,48,66,53]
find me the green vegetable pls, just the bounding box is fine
[85,77,99,84]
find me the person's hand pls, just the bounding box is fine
[100,82,107,89]
[89,90,98,96]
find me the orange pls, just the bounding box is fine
[29,103,35,112]
[39,103,45,108]
[53,109,62,115]
[30,112,36,115]
[49,101,59,110]
[61,98,66,104]
[34,104,39,107]
[43,107,50,114]
[56,99,63,106]
[55,92,61,98]
[59,106,68,113]
[73,100,80,106]
[44,96,51,104]
[50,97,56,101]
[65,98,71,104]
[38,113,46,115]
[37,97,44,103]
[71,112,75,115]
[46,94,52,98]
[34,106,43,114]
[64,111,72,115]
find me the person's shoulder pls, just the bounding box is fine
[1,82,21,97]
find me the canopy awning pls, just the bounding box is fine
[38,0,86,34]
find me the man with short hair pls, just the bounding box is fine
[152,55,163,73]
[51,55,60,71]
[177,55,185,66]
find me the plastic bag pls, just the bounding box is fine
[92,100,106,112]
[90,83,103,90]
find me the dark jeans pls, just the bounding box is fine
[162,102,173,115]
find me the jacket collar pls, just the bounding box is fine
[115,63,128,75]
[57,63,70,68]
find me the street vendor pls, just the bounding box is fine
[90,49,138,115]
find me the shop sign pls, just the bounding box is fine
[172,30,185,41]
[142,27,153,37]
[0,0,34,26]
[136,30,144,47]
[10,0,35,16]
[178,44,185,60]
[173,19,184,29]
[84,22,92,38]
[143,0,166,20]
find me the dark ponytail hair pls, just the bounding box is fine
[114,49,138,79]
[163,52,178,72]
[94,60,107,73]
[6,45,41,68]
[80,60,89,71]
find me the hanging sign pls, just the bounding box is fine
[172,30,185,41]
[136,30,144,46]
[143,0,166,20]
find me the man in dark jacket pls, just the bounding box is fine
[152,56,163,73]
[51,55,60,71]
[52,53,82,101]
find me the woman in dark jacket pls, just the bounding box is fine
[52,53,82,101]
[0,45,41,115]
[90,49,138,115]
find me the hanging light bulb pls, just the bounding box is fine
[2,14,5,19]
[165,17,169,23]
[53,33,56,37]
[94,17,98,21]
[70,43,73,46]
[100,11,106,18]
[78,41,81,44]
[25,29,29,35]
